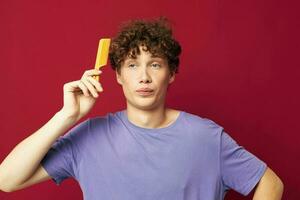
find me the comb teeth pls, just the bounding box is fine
[95,38,111,70]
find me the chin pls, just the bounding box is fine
[128,99,160,111]
[135,103,157,110]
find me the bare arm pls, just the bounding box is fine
[253,167,284,200]
[0,68,103,192]
[0,111,78,192]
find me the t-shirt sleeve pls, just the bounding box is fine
[220,130,267,196]
[40,119,90,185]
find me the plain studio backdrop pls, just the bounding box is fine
[0,0,299,199]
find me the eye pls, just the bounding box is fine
[128,64,137,68]
[151,63,161,68]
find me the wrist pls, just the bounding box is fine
[55,110,79,124]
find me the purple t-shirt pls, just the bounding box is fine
[41,110,267,200]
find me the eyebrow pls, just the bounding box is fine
[125,57,163,62]
[124,59,165,66]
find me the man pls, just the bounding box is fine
[0,17,283,199]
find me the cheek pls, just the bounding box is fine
[121,80,135,93]
[157,75,171,86]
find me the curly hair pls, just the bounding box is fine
[109,17,182,74]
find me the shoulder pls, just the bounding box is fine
[178,110,225,150]
[89,110,123,127]
[181,110,224,132]
[60,111,123,145]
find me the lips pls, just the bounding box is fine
[136,88,154,92]
[136,88,154,96]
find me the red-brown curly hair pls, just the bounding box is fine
[109,17,182,74]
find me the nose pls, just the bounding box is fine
[139,67,152,84]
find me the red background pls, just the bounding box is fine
[0,0,299,199]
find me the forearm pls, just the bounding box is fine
[0,111,78,189]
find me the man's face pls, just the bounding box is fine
[116,46,175,111]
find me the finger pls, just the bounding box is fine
[64,81,86,93]
[82,69,102,79]
[81,78,99,98]
[87,76,103,92]
[78,80,90,97]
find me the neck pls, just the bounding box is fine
[125,104,171,129]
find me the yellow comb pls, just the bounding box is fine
[93,38,111,81]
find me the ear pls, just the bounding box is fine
[116,70,123,85]
[168,72,175,84]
